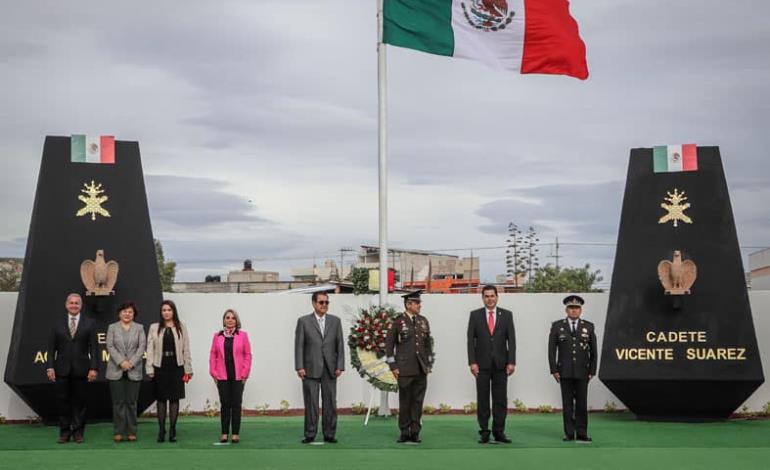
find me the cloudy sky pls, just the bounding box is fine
[1,0,769,286]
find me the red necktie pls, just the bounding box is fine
[488,310,495,335]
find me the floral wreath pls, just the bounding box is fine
[348,305,400,392]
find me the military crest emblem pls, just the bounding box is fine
[658,188,693,228]
[76,180,111,221]
[461,0,515,31]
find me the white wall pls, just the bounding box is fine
[1,291,769,420]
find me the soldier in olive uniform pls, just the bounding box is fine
[385,290,434,443]
[548,295,597,443]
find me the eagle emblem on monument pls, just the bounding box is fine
[657,250,697,295]
[80,249,119,296]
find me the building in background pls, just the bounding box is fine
[291,260,350,283]
[749,248,770,290]
[227,259,278,283]
[173,259,302,293]
[356,245,480,293]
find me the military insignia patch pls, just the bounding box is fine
[461,0,515,32]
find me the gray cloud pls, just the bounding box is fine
[145,174,268,228]
[476,181,624,239]
[0,238,26,257]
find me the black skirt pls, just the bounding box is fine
[153,329,185,401]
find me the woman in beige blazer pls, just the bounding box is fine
[106,302,146,443]
[146,300,193,443]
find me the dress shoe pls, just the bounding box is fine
[57,435,70,444]
[127,435,137,442]
[562,435,575,442]
[410,434,422,443]
[169,428,177,443]
[157,431,166,443]
[323,437,337,444]
[478,431,491,444]
[301,437,315,444]
[493,433,512,444]
[73,435,84,444]
[576,435,592,444]
[396,434,410,443]
[113,434,123,443]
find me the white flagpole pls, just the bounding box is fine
[376,0,391,418]
[377,0,388,305]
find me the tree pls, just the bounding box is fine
[523,226,540,280]
[506,223,540,286]
[154,239,176,292]
[350,267,371,295]
[524,264,603,293]
[505,223,526,286]
[0,262,21,292]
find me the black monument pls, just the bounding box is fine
[599,146,764,421]
[4,136,162,422]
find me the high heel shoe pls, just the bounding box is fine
[169,428,177,443]
[157,430,166,443]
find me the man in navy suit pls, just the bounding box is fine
[467,285,516,443]
[46,293,98,443]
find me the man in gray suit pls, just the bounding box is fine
[294,292,345,444]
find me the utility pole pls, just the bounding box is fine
[339,247,354,280]
[469,249,475,293]
[548,237,562,270]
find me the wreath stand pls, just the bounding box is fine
[364,362,393,426]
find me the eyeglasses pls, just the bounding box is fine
[316,301,329,305]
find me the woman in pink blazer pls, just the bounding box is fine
[209,309,252,443]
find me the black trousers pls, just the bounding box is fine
[217,380,245,435]
[55,375,88,437]
[476,368,508,434]
[301,369,338,439]
[560,378,589,438]
[397,374,427,437]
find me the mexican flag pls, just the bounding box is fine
[71,135,115,164]
[653,144,698,173]
[383,0,588,79]
[70,134,115,163]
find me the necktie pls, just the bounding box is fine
[488,310,495,335]
[319,317,325,338]
[69,317,77,338]
[571,320,576,333]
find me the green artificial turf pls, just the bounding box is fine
[1,414,769,469]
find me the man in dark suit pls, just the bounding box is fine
[467,284,516,443]
[385,290,434,444]
[548,294,597,443]
[294,291,345,444]
[46,293,98,444]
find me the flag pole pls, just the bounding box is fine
[376,0,391,418]
[377,0,388,305]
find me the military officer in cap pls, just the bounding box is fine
[548,295,597,443]
[385,290,434,443]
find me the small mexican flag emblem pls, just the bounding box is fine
[71,135,115,164]
[653,144,697,173]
